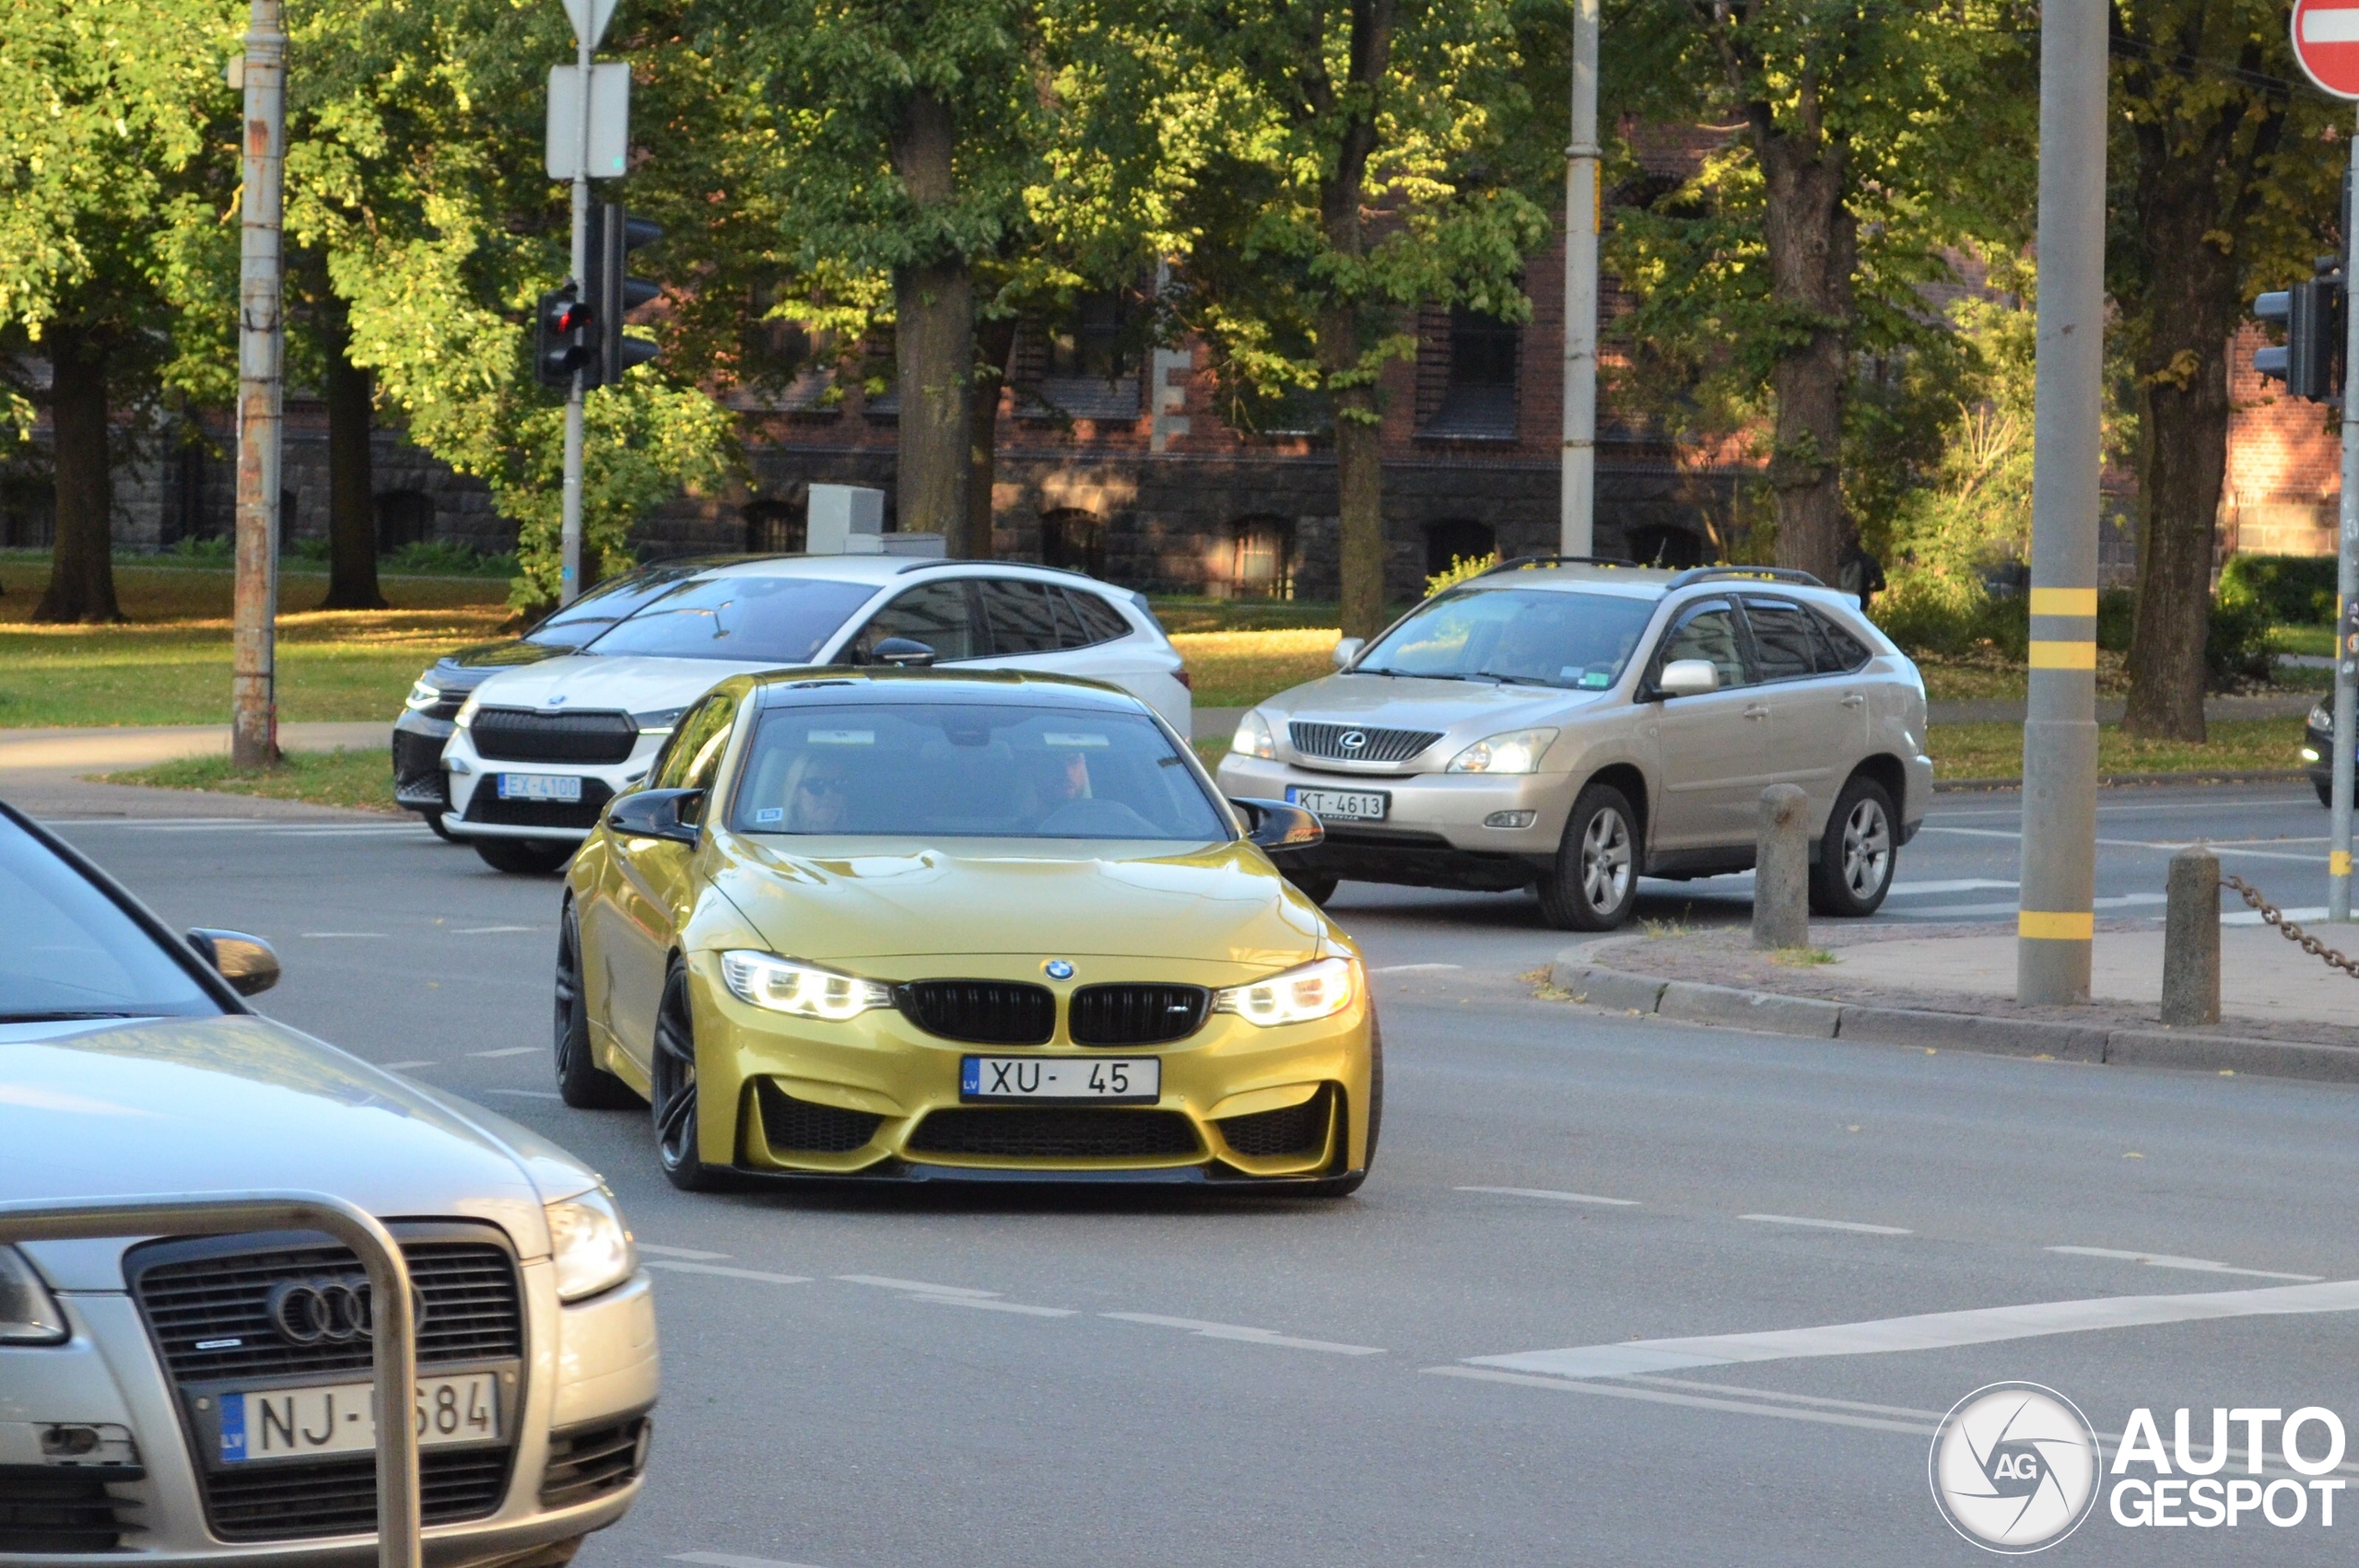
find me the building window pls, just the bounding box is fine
[375,489,432,551]
[744,498,803,555]
[1040,509,1105,576]
[0,476,54,549]
[1425,519,1496,579]
[1022,291,1143,422]
[1422,307,1519,440]
[1221,516,1294,600]
[1624,525,1708,568]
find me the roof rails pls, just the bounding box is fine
[1662,565,1825,591]
[1477,554,1642,577]
[894,556,1100,582]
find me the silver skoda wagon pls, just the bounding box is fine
[1215,560,1932,930]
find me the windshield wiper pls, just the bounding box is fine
[1478,672,1556,687]
[0,1010,144,1024]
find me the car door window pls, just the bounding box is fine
[1742,599,1819,682]
[1060,588,1133,648]
[976,579,1065,654]
[1813,610,1872,672]
[848,581,983,662]
[1654,602,1753,689]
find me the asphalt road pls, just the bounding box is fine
[41,781,2359,1566]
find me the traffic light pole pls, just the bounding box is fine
[559,27,592,608]
[2016,0,2106,1004]
[230,0,288,770]
[2333,111,2359,922]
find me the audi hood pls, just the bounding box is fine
[0,1014,599,1288]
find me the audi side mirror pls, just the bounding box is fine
[187,929,281,997]
[873,638,935,668]
[1332,638,1365,671]
[1655,659,1719,699]
[1230,797,1324,853]
[606,787,705,846]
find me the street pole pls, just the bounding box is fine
[1559,0,1600,558]
[2016,0,2107,1004]
[230,0,287,770]
[2332,111,2359,921]
[559,27,591,607]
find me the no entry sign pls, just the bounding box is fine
[2294,0,2359,99]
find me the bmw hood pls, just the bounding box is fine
[1257,673,1608,733]
[0,1015,596,1288]
[469,653,801,718]
[710,836,1329,978]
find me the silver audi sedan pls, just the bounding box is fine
[0,802,657,1566]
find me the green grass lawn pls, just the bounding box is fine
[2269,623,2336,658]
[102,747,402,813]
[1929,718,2306,780]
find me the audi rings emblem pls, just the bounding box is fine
[265,1276,421,1345]
[1338,731,1368,751]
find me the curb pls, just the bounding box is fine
[1548,953,2359,1085]
[1933,768,2310,793]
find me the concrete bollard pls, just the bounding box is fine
[2161,846,2221,1026]
[1753,784,1811,950]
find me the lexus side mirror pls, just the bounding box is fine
[1656,659,1719,699]
[1230,797,1324,853]
[607,787,705,845]
[187,929,281,997]
[873,638,935,668]
[1332,638,1365,671]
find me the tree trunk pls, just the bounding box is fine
[1322,0,1398,638]
[966,312,1017,560]
[1755,134,1854,583]
[891,91,971,540]
[34,323,123,624]
[320,312,386,610]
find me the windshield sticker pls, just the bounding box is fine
[1041,732,1110,748]
[1578,670,1613,688]
[753,806,784,824]
[808,730,875,745]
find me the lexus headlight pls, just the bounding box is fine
[721,951,894,1020]
[0,1246,67,1345]
[2309,703,2334,734]
[1233,709,1276,759]
[453,693,481,729]
[405,680,442,711]
[1447,728,1558,774]
[546,1187,637,1303]
[1213,955,1357,1027]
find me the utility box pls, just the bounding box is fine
[806,485,886,554]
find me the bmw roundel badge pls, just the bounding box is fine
[1043,959,1074,980]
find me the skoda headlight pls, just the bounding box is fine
[405,679,442,712]
[453,692,481,729]
[634,705,688,737]
[1233,709,1276,759]
[546,1187,637,1304]
[2309,703,2334,735]
[0,1246,68,1345]
[1447,728,1558,774]
[721,951,894,1020]
[1213,955,1357,1027]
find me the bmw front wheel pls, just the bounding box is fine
[555,902,637,1109]
[1537,784,1639,931]
[651,964,723,1190]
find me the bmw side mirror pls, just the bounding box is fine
[187,929,281,997]
[873,638,935,668]
[1230,797,1324,853]
[607,788,705,846]
[1332,638,1365,670]
[1655,659,1719,699]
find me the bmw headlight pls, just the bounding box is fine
[405,680,443,711]
[2309,703,2334,734]
[546,1187,637,1303]
[721,951,894,1020]
[1233,709,1276,759]
[1213,955,1358,1027]
[1447,728,1558,774]
[453,692,481,729]
[0,1246,68,1345]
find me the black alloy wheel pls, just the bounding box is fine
[475,837,576,875]
[555,903,637,1109]
[1308,1007,1381,1198]
[1285,871,1340,907]
[1809,774,1897,917]
[1536,783,1640,931]
[651,965,722,1190]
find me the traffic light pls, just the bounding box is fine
[534,286,593,390]
[2253,258,2344,404]
[582,201,662,390]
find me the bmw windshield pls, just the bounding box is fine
[1355,587,1659,690]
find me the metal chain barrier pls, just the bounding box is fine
[2222,873,2359,978]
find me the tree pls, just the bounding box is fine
[0,0,238,622]
[2109,0,2341,740]
[315,287,385,609]
[1146,0,1548,636]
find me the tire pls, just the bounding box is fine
[1309,1008,1381,1199]
[475,837,575,875]
[2318,778,2335,810]
[651,964,724,1191]
[1810,774,1897,917]
[555,903,637,1109]
[417,808,458,843]
[1535,784,1640,931]
[497,1537,585,1568]
[1285,872,1340,906]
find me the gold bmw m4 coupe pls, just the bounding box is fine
[555,669,1379,1195]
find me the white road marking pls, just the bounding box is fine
[1458,1186,1640,1207]
[300,930,387,939]
[380,1060,436,1071]
[1373,963,1464,973]
[644,1260,811,1285]
[1624,1375,1943,1420]
[672,1553,836,1568]
[1741,1213,1912,1235]
[1466,1276,2359,1379]
[483,1089,561,1101]
[1103,1312,1384,1356]
[639,1244,732,1260]
[913,1296,1076,1317]
[1425,1366,1938,1434]
[836,1274,998,1298]
[1923,825,2331,866]
[452,924,538,934]
[2226,906,2329,925]
[468,1047,539,1059]
[1886,892,2165,919]
[2047,1246,2322,1281]
[1885,878,2017,895]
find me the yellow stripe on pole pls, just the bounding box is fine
[2019,909,2095,941]
[2028,587,2097,616]
[2334,851,2353,877]
[2027,639,2098,670]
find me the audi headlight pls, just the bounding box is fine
[2309,703,2334,734]
[405,680,443,711]
[721,951,894,1020]
[546,1188,637,1303]
[1447,728,1558,774]
[0,1246,67,1345]
[1213,955,1357,1027]
[453,693,481,729]
[1233,709,1276,759]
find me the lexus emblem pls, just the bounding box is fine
[264,1277,424,1346]
[1338,731,1368,751]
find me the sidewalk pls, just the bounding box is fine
[0,721,393,822]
